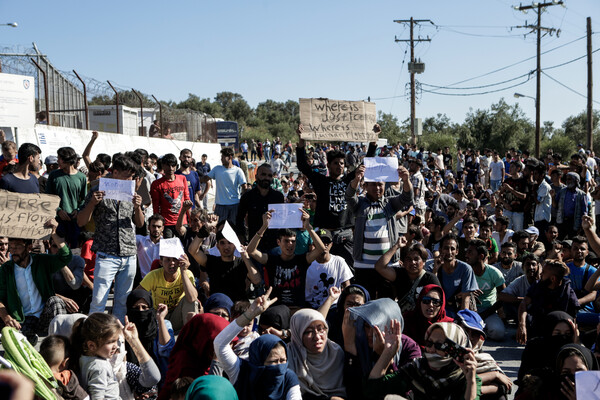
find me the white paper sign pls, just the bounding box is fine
[268,204,303,229]
[99,177,135,202]
[576,371,600,399]
[364,157,399,182]
[159,238,185,259]
[222,221,244,253]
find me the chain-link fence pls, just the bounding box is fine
[0,43,216,142]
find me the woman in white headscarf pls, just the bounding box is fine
[365,321,480,400]
[287,309,346,400]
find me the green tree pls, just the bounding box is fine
[562,110,600,149]
[214,92,252,123]
[377,111,407,143]
[176,93,222,117]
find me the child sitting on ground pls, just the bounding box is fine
[39,335,89,400]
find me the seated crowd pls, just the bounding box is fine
[2,126,600,400]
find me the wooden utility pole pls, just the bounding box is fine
[394,18,432,145]
[514,1,563,158]
[587,17,593,150]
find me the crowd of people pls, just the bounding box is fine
[1,124,600,400]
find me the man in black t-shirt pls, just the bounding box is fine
[296,124,378,268]
[247,208,325,310]
[236,163,285,251]
[189,231,261,302]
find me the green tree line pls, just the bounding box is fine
[91,92,598,159]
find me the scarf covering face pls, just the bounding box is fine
[424,322,470,369]
[260,305,291,330]
[287,309,346,398]
[204,293,234,316]
[348,298,404,375]
[186,375,239,400]
[404,284,453,347]
[235,334,299,400]
[126,289,158,361]
[158,313,229,400]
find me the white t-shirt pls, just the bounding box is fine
[305,255,353,308]
[489,160,505,181]
[492,229,514,246]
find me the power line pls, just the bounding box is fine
[421,72,532,90]
[541,71,600,105]
[545,47,600,70]
[433,25,525,39]
[420,75,532,96]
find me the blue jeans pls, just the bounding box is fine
[90,252,136,323]
[490,180,502,192]
[503,209,524,231]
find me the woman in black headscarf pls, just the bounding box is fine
[126,289,175,380]
[517,311,579,385]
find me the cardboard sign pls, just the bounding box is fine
[299,98,377,142]
[159,238,185,259]
[0,190,60,239]
[99,177,135,202]
[268,204,303,229]
[364,157,399,182]
[222,221,244,253]
[576,371,600,399]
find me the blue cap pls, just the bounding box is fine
[457,309,486,337]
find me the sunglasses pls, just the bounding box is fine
[423,340,448,351]
[422,297,442,307]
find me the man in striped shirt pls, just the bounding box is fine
[346,163,413,297]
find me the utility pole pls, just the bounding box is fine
[394,18,432,145]
[514,1,563,158]
[587,17,593,151]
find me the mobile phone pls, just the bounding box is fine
[441,338,469,362]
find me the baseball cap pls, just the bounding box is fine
[44,155,58,165]
[315,228,333,244]
[525,226,539,236]
[457,309,486,338]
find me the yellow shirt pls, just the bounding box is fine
[140,268,196,310]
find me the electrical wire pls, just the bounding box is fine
[420,72,532,90]
[420,75,532,96]
[389,46,409,112]
[433,25,525,39]
[541,71,600,105]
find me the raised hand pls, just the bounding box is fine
[156,304,168,320]
[328,286,341,302]
[246,287,278,318]
[90,191,105,206]
[123,316,139,343]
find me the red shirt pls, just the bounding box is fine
[150,174,190,226]
[80,239,96,281]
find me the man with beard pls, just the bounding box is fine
[200,147,247,226]
[436,233,479,316]
[516,260,579,344]
[498,253,542,321]
[555,172,588,239]
[565,236,597,320]
[0,143,42,193]
[465,239,506,340]
[409,159,426,217]
[494,242,523,286]
[135,214,164,278]
[176,149,202,209]
[236,163,285,251]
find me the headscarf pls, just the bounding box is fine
[157,313,229,400]
[186,375,239,400]
[47,313,88,337]
[557,343,599,373]
[287,309,346,398]
[260,305,291,331]
[543,311,574,338]
[327,284,370,345]
[403,284,453,347]
[235,334,299,400]
[348,298,404,375]
[423,322,470,370]
[126,289,158,363]
[204,293,234,317]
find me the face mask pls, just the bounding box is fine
[424,352,453,368]
[567,182,576,189]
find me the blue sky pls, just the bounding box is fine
[1,0,599,129]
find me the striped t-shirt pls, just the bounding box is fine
[354,202,391,269]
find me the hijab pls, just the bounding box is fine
[158,313,229,400]
[260,305,291,331]
[348,298,404,375]
[327,284,370,345]
[204,293,234,316]
[557,343,599,373]
[235,334,299,400]
[186,375,239,400]
[126,289,158,363]
[287,309,346,398]
[423,322,470,370]
[404,284,453,347]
